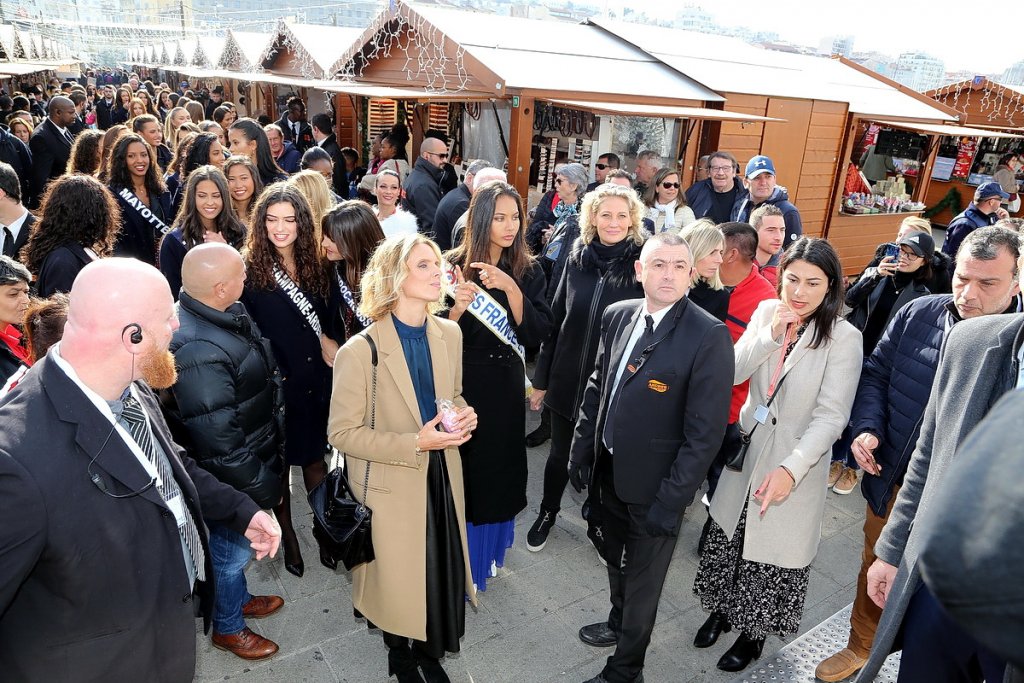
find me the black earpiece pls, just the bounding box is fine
[123,323,143,345]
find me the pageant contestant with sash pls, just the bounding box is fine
[320,200,385,343]
[241,184,341,578]
[445,182,553,590]
[107,133,173,265]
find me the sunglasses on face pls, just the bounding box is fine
[428,151,449,160]
[661,181,681,189]
[595,163,611,170]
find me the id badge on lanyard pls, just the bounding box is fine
[755,323,795,424]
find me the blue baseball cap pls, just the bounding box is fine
[976,181,1010,201]
[745,155,776,178]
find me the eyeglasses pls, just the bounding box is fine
[709,166,733,173]
[427,151,449,160]
[661,181,681,189]
[899,248,922,259]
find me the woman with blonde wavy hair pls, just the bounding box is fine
[527,183,647,553]
[329,232,478,682]
[288,169,334,246]
[679,219,730,322]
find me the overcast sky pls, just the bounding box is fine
[627,0,1024,75]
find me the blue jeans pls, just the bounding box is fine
[209,524,252,636]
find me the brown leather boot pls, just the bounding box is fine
[211,627,279,660]
[242,595,284,619]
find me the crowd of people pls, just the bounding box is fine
[0,70,1022,683]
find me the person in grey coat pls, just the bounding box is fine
[857,312,1024,683]
[918,388,1024,679]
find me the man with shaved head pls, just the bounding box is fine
[163,244,287,661]
[403,133,450,236]
[0,258,281,680]
[27,95,77,208]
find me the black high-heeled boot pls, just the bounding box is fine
[388,644,426,683]
[413,649,451,683]
[716,632,765,672]
[694,611,731,648]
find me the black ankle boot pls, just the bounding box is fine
[388,645,426,683]
[526,410,551,447]
[716,632,765,672]
[694,611,731,648]
[413,649,451,683]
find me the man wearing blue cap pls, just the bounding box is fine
[941,182,1010,257]
[734,155,803,249]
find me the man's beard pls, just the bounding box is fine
[138,348,177,389]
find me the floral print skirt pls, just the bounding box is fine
[693,503,811,639]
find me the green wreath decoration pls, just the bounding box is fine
[923,187,963,219]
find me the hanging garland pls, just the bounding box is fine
[923,187,963,219]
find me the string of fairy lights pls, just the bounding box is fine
[930,78,1024,127]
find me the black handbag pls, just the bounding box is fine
[309,333,378,571]
[725,371,789,472]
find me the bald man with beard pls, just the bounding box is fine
[0,258,281,682]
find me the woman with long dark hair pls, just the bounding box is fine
[228,118,287,187]
[21,174,121,297]
[135,89,158,118]
[164,129,199,203]
[111,86,132,125]
[105,133,173,265]
[444,182,553,589]
[693,238,862,673]
[643,167,696,232]
[66,129,104,176]
[96,125,127,182]
[241,184,340,577]
[157,89,174,121]
[183,132,225,174]
[224,155,262,224]
[328,232,478,683]
[320,200,385,342]
[159,165,246,299]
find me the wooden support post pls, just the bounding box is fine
[507,95,534,199]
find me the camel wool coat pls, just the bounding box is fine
[710,299,863,569]
[328,313,476,642]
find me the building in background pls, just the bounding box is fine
[818,34,853,57]
[892,51,945,92]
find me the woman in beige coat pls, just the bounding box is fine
[328,233,479,683]
[692,238,863,673]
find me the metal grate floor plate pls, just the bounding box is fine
[730,604,900,683]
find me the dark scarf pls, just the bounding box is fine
[575,238,640,288]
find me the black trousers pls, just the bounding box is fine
[540,410,577,512]
[597,451,680,683]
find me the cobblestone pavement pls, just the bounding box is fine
[195,410,866,683]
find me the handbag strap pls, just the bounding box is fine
[358,332,378,506]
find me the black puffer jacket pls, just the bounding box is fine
[163,292,285,509]
[533,237,644,420]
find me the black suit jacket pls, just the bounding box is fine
[570,297,734,512]
[27,119,73,208]
[95,98,114,130]
[276,113,314,154]
[319,133,346,196]
[34,240,91,297]
[0,356,260,682]
[5,212,33,262]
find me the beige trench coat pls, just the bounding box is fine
[710,299,862,569]
[327,313,476,642]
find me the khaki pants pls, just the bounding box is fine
[847,487,899,657]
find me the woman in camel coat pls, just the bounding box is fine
[328,233,479,682]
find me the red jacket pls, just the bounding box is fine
[726,264,777,422]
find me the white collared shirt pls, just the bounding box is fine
[609,302,672,395]
[1,206,30,252]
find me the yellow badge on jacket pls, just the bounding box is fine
[648,379,668,393]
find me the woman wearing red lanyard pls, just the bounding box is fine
[0,256,32,391]
[692,238,863,672]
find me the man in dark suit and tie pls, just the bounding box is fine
[0,162,33,262]
[0,258,282,681]
[569,232,734,683]
[27,95,77,209]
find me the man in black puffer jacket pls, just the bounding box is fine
[162,243,286,662]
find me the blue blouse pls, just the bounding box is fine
[393,315,436,424]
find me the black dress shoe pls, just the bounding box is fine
[525,420,550,448]
[694,611,731,648]
[717,632,765,672]
[578,621,618,647]
[582,672,644,683]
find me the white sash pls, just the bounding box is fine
[443,261,532,393]
[116,186,172,237]
[335,270,373,330]
[273,266,322,339]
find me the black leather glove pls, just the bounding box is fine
[567,460,592,493]
[643,501,681,537]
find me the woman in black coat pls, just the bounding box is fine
[319,200,386,343]
[526,183,646,552]
[445,182,553,590]
[241,184,340,578]
[21,174,121,297]
[680,220,730,322]
[107,133,174,265]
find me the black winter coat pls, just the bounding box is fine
[864,241,952,294]
[0,126,32,206]
[34,241,92,297]
[851,295,953,515]
[163,293,285,509]
[402,157,445,236]
[433,183,470,252]
[533,238,644,420]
